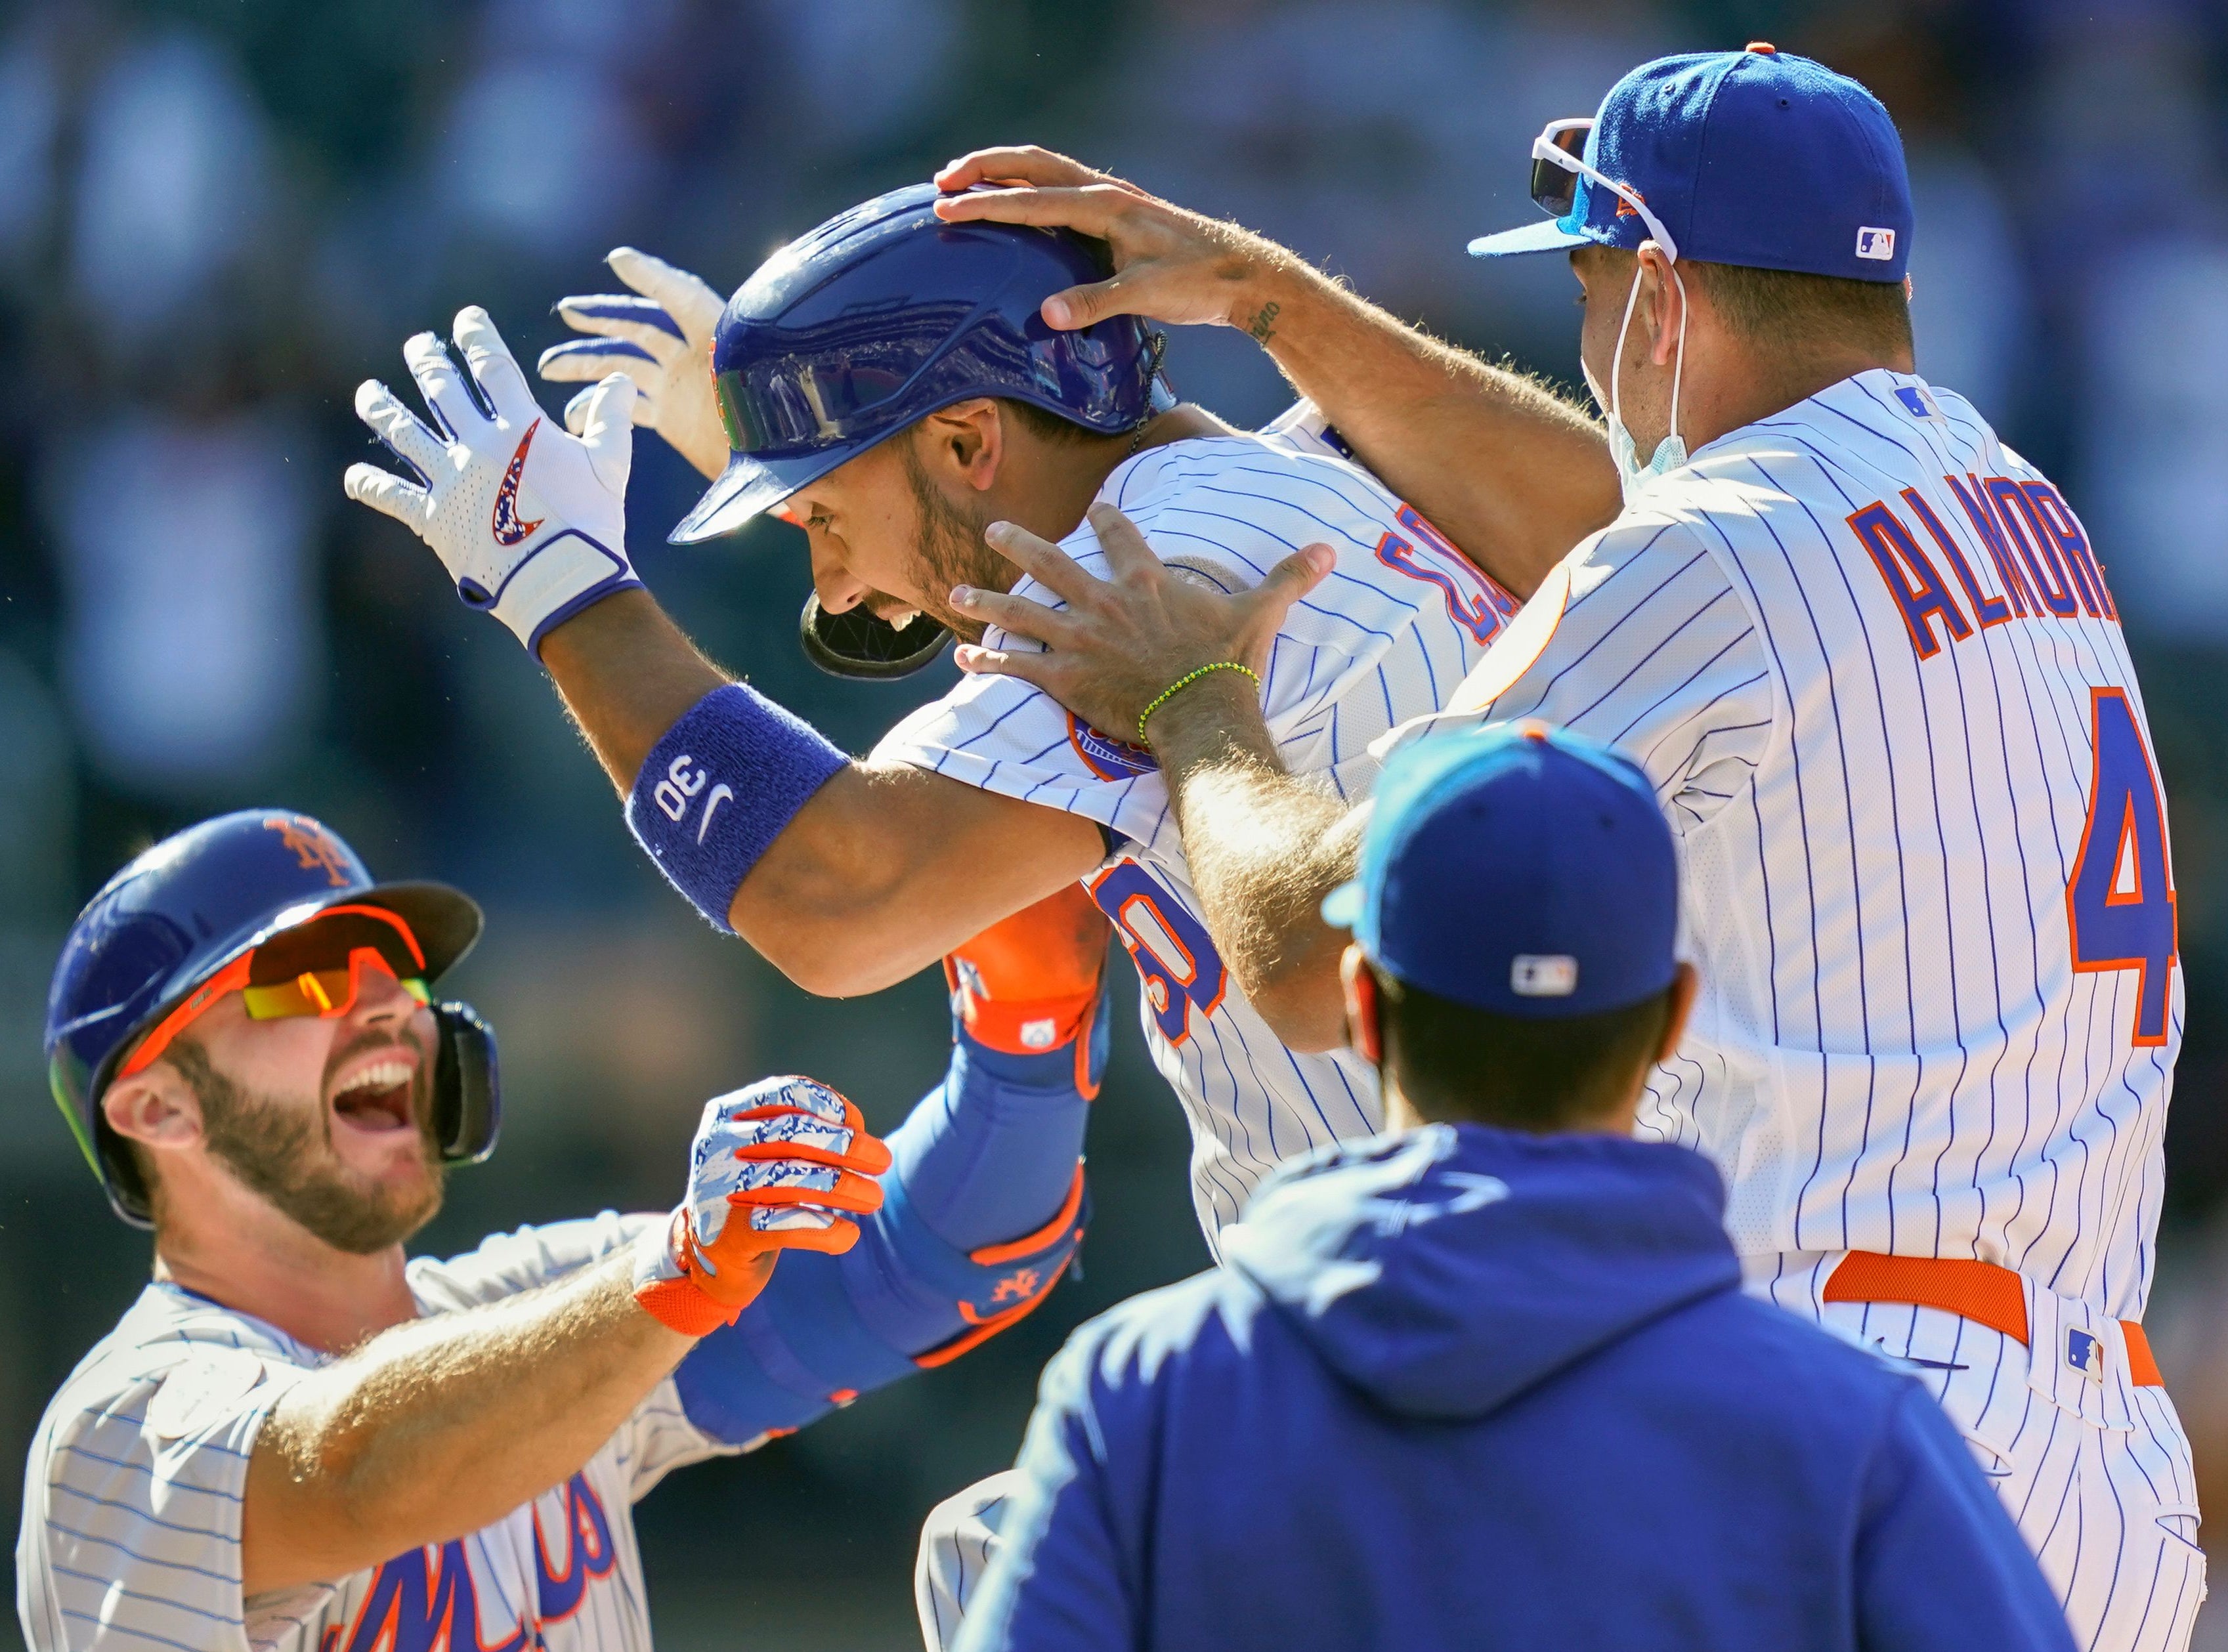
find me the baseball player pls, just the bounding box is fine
[19,809,1104,1652]
[929,47,2201,1652]
[951,723,2076,1652]
[342,184,1513,1248]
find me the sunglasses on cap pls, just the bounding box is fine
[1528,118,1681,263]
[118,906,432,1080]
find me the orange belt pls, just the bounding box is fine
[1823,1251,2163,1387]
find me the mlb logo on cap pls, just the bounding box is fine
[1511,955,1579,998]
[1856,227,1896,261]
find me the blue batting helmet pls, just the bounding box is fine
[46,810,490,1227]
[671,182,1169,544]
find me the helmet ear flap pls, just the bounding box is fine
[799,593,952,679]
[431,1002,500,1166]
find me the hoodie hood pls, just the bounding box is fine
[1221,1122,1739,1421]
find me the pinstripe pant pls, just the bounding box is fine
[1767,1257,2208,1652]
[917,1470,1022,1652]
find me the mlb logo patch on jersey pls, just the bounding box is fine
[1068,713,1158,780]
[2067,1327,2106,1383]
[1893,384,1944,423]
[1856,226,1896,261]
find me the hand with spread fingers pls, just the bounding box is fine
[932,147,1292,334]
[633,1076,893,1336]
[947,502,1333,747]
[345,306,639,656]
[538,247,731,484]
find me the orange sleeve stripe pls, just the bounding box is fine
[912,1268,1067,1370]
[970,1164,1086,1267]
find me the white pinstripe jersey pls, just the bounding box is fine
[1385,369,2177,1321]
[876,410,1513,1245]
[16,1214,731,1652]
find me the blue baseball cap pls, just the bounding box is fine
[1321,723,1678,1018]
[1468,44,1912,283]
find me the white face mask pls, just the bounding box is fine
[1582,251,1688,504]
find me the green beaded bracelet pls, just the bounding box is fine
[1136,661,1262,746]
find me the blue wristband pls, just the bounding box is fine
[624,683,847,933]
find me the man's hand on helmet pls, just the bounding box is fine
[538,247,730,484]
[345,307,639,657]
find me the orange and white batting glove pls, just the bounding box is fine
[633,1076,893,1336]
[944,884,1111,1090]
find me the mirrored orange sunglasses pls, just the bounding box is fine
[117,905,430,1080]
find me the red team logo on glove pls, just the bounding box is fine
[490,419,547,546]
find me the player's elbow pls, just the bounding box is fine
[758,926,921,999]
[737,872,929,998]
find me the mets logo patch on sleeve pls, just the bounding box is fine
[1069,713,1158,780]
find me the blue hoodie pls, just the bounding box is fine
[952,1124,2075,1652]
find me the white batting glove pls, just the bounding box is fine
[344,307,639,656]
[632,1077,892,1336]
[538,247,729,482]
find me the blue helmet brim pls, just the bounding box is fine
[68,878,485,1079]
[669,444,868,545]
[1466,217,1595,258]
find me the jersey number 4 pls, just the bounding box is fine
[1088,860,1228,1046]
[2067,688,2176,1046]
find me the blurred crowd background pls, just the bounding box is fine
[3,0,2227,1646]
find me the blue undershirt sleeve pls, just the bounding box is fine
[670,988,1103,1445]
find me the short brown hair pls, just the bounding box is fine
[1682,258,1912,361]
[1373,964,1675,1132]
[998,398,1123,447]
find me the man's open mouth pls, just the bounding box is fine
[330,1058,417,1133]
[867,598,922,629]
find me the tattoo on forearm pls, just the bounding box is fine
[1247,301,1281,344]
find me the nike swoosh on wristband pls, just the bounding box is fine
[492,419,547,546]
[697,784,734,843]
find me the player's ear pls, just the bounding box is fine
[922,399,1003,493]
[1656,961,1700,1065]
[102,1061,207,1156]
[1341,944,1383,1065]
[1640,245,1681,367]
